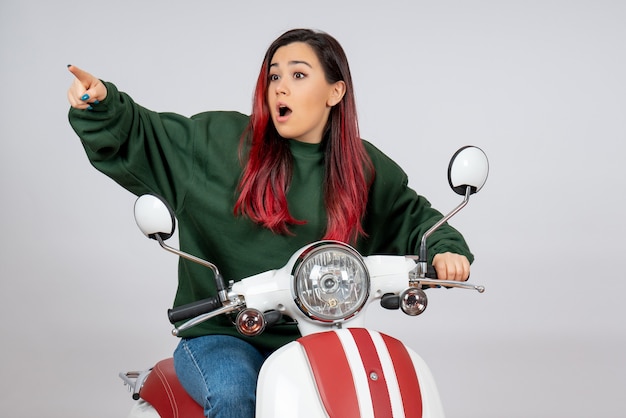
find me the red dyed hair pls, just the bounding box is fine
[234,29,374,244]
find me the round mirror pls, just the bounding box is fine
[448,146,489,195]
[133,194,176,240]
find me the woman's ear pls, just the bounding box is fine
[327,80,346,107]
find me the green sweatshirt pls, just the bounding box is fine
[69,82,473,352]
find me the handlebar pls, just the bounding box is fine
[168,297,222,324]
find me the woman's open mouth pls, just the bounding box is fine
[277,104,292,121]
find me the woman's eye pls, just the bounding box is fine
[269,74,280,82]
[294,72,306,79]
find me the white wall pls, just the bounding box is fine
[1,1,624,417]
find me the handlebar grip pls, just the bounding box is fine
[425,265,470,282]
[167,297,222,324]
[426,265,438,279]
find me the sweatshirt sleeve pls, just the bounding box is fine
[68,81,196,208]
[359,142,474,264]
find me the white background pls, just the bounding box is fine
[1,1,625,417]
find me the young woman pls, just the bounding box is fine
[67,28,473,418]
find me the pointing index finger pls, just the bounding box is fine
[67,64,93,87]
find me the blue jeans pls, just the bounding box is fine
[173,335,267,418]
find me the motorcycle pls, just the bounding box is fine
[119,145,489,418]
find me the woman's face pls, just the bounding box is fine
[267,42,345,144]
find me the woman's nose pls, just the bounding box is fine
[275,80,288,95]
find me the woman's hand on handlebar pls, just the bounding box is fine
[66,65,107,110]
[432,252,470,281]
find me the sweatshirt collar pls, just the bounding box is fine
[287,138,324,158]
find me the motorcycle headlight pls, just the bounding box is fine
[292,241,370,322]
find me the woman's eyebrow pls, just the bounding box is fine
[269,60,313,69]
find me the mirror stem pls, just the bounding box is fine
[418,186,472,276]
[155,235,229,302]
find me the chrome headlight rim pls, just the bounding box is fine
[291,241,370,323]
